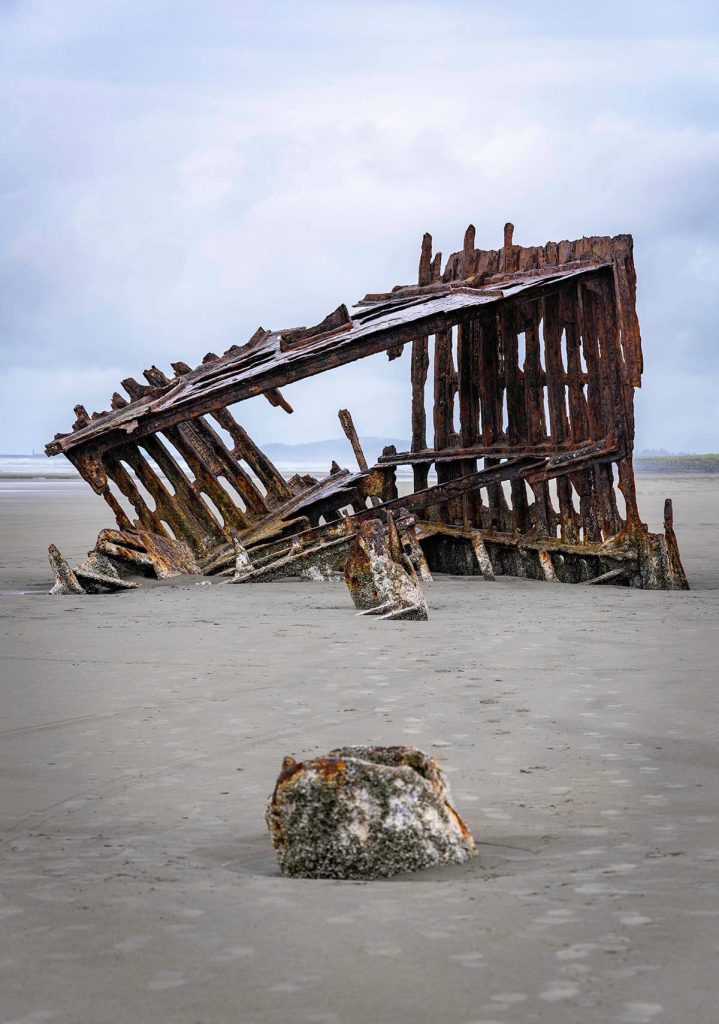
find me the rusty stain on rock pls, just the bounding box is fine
[266,746,476,879]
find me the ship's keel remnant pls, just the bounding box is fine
[45,221,688,599]
[266,746,476,879]
[48,542,140,595]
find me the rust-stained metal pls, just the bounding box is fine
[48,544,86,595]
[338,408,381,508]
[338,408,370,473]
[48,542,139,594]
[45,222,689,592]
[233,532,352,584]
[344,513,429,620]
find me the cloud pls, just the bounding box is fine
[0,0,718,452]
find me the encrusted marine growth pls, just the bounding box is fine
[344,514,429,620]
[266,745,476,879]
[48,542,138,595]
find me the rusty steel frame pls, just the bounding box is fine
[45,222,688,590]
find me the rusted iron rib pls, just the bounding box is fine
[44,221,687,591]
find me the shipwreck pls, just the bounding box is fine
[45,221,688,595]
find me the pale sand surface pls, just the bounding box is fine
[0,476,717,1023]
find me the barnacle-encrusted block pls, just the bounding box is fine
[265,745,476,879]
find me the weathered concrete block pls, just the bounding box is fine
[266,745,476,879]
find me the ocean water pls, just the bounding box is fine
[0,454,416,480]
[0,454,79,477]
[0,453,333,479]
[3,452,715,483]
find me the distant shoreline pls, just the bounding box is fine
[634,456,719,474]
[1,455,718,481]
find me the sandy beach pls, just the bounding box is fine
[1,474,717,1024]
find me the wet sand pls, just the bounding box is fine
[1,476,717,1023]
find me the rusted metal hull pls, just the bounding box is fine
[45,222,688,592]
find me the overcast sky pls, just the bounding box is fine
[1,0,718,454]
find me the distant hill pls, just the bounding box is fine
[262,436,410,469]
[634,454,719,474]
[636,448,687,457]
